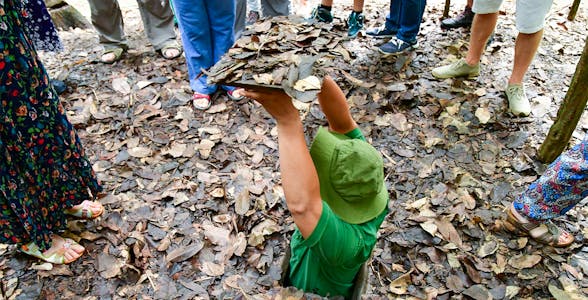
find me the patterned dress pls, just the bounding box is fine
[0,0,101,251]
[514,137,588,221]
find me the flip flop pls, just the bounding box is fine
[504,204,574,248]
[21,237,85,264]
[159,42,183,60]
[101,47,126,64]
[65,200,104,219]
[193,92,212,110]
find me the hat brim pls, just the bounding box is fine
[310,127,388,224]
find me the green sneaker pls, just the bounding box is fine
[432,59,480,79]
[505,84,531,117]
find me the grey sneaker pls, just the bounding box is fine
[505,84,531,117]
[432,58,480,79]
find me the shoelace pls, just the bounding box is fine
[507,85,524,97]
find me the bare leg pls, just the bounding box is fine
[509,30,543,84]
[466,0,472,8]
[465,13,498,66]
[353,0,364,11]
[321,0,333,6]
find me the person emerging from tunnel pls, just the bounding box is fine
[242,77,389,298]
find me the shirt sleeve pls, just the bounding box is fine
[298,201,363,267]
[344,127,366,142]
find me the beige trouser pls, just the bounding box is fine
[88,0,177,50]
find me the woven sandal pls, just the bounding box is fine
[21,236,85,264]
[505,205,574,248]
[65,200,104,219]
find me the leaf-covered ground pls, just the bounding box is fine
[1,0,588,299]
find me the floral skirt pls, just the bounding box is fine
[514,137,588,221]
[0,0,101,251]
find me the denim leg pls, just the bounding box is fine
[514,137,588,221]
[384,0,401,32]
[172,0,216,94]
[396,0,427,43]
[208,0,236,92]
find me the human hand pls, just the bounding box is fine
[242,89,300,125]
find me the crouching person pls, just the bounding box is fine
[242,77,389,298]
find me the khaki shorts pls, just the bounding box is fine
[472,0,553,33]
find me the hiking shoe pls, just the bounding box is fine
[310,6,333,23]
[246,10,260,25]
[366,26,397,38]
[441,7,474,29]
[347,11,364,37]
[432,59,480,79]
[505,84,531,117]
[378,37,418,56]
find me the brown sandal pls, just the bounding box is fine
[504,205,574,248]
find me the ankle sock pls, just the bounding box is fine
[353,10,363,14]
[320,4,332,10]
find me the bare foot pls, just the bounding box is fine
[163,48,181,59]
[65,200,104,219]
[101,52,117,63]
[22,234,85,264]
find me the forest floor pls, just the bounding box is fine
[1,0,588,299]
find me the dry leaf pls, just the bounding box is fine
[389,269,413,295]
[293,75,321,91]
[508,254,542,269]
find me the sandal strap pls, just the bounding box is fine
[505,207,541,233]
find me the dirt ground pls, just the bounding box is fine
[1,0,588,299]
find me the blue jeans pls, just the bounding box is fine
[171,0,235,94]
[385,0,427,43]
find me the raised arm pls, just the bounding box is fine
[241,89,322,238]
[317,76,358,134]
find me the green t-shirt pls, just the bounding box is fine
[287,128,387,299]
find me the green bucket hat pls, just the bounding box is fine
[310,127,388,224]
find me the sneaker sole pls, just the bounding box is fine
[366,34,396,39]
[432,72,479,79]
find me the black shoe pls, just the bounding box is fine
[441,7,474,29]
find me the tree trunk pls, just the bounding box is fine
[538,36,588,163]
[45,0,91,30]
[568,0,581,21]
[443,0,451,18]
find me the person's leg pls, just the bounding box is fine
[504,0,553,116]
[431,0,501,79]
[509,31,542,84]
[384,0,401,32]
[353,0,364,11]
[509,0,553,84]
[135,0,178,51]
[248,0,261,11]
[509,138,588,245]
[514,138,588,220]
[464,13,498,66]
[235,0,247,38]
[88,0,127,50]
[208,0,236,92]
[396,0,427,43]
[440,0,474,29]
[261,0,290,17]
[347,0,365,37]
[172,0,215,94]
